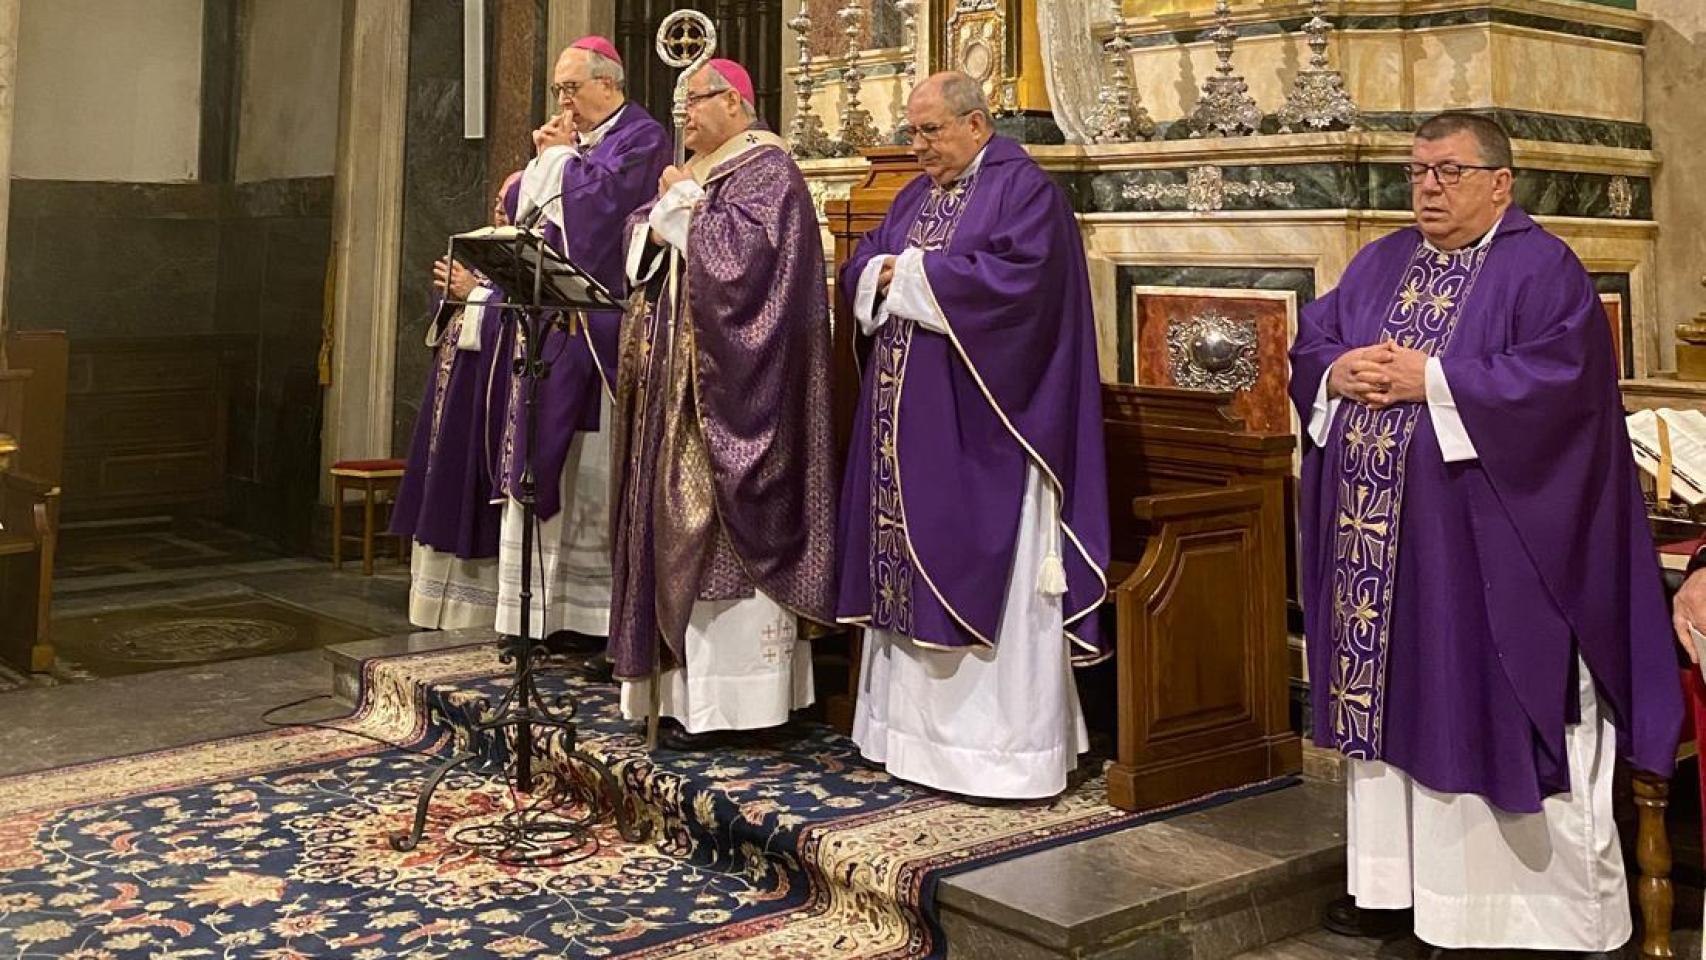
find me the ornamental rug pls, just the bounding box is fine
[0,644,1296,959]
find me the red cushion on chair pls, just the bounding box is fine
[330,458,406,479]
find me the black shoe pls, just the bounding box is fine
[542,631,604,657]
[577,652,615,685]
[659,724,736,752]
[1320,895,1412,938]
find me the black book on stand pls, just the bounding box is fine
[390,225,645,864]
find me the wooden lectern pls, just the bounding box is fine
[824,150,1301,810]
[1100,384,1301,810]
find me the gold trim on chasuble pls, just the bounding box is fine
[1327,240,1492,759]
[871,173,983,644]
[426,314,462,460]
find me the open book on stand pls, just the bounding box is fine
[447,226,623,314]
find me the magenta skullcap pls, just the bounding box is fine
[570,35,621,67]
[707,58,754,105]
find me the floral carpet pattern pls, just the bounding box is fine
[0,645,1294,959]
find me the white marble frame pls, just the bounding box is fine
[321,1,410,496]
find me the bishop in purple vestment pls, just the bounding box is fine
[491,38,671,648]
[835,73,1109,800]
[608,60,836,746]
[1290,113,1683,952]
[390,173,522,629]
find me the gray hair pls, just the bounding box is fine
[583,49,625,90]
[938,72,991,122]
[1415,112,1513,169]
[701,67,756,121]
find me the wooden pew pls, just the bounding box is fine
[0,361,55,673]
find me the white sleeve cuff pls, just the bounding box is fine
[456,286,496,351]
[518,145,573,227]
[885,248,946,334]
[647,179,704,254]
[1426,357,1479,462]
[626,220,667,286]
[1306,365,1341,447]
[855,256,891,335]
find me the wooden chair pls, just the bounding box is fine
[330,458,407,575]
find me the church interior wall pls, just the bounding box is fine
[387,0,550,467]
[1638,0,1706,372]
[232,0,342,184]
[12,0,204,183]
[216,0,343,552]
[2,0,336,551]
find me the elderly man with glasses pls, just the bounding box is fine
[833,71,1110,802]
[607,59,836,750]
[491,36,670,676]
[1289,112,1683,955]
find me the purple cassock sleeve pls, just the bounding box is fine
[1441,239,1683,779]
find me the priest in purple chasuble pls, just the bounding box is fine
[494,36,671,652]
[608,59,836,746]
[390,173,523,630]
[834,72,1110,801]
[1289,113,1683,953]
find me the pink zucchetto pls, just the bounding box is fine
[570,35,621,68]
[706,58,754,106]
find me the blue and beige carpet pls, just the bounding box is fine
[0,645,1292,958]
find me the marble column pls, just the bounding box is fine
[0,0,19,347]
[322,0,409,491]
[547,0,613,68]
[488,0,547,204]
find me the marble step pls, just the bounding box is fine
[324,628,495,704]
[936,778,1346,960]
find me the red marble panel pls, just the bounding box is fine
[487,0,547,210]
[1133,291,1295,436]
[1601,292,1625,376]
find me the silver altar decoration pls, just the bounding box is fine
[788,9,831,158]
[1122,165,1295,213]
[1188,0,1262,138]
[1093,4,1154,144]
[834,0,881,153]
[891,0,922,142]
[1037,0,1105,144]
[1275,0,1360,133]
[1167,313,1261,393]
[1608,175,1635,218]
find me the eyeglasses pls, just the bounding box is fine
[908,110,976,145]
[1404,162,1502,186]
[684,89,733,109]
[550,79,591,99]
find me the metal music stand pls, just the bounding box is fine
[389,225,646,864]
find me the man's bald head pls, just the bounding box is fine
[906,72,993,186]
[912,71,991,121]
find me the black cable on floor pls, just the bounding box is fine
[258,693,447,762]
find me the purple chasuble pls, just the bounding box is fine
[607,139,837,681]
[495,103,671,520]
[834,137,1111,661]
[1290,206,1683,813]
[389,287,515,559]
